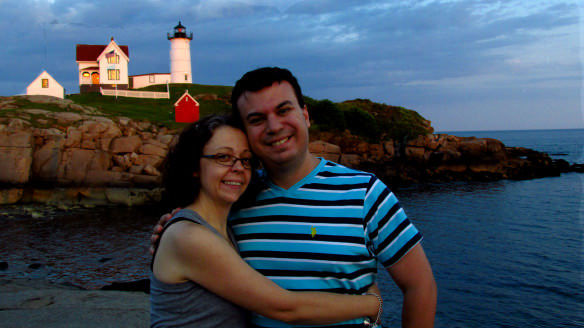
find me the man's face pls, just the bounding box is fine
[236,81,311,171]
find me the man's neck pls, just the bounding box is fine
[265,154,321,190]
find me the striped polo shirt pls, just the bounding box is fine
[229,159,422,327]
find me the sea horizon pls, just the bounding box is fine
[437,127,584,134]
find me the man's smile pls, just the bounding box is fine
[270,136,290,146]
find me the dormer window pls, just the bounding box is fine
[107,53,120,64]
[42,79,49,88]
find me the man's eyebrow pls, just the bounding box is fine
[276,100,293,108]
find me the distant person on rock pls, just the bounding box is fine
[150,114,383,327]
[152,67,437,327]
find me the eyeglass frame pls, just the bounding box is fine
[201,153,254,169]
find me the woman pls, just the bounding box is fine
[150,114,382,327]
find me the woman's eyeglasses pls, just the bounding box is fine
[202,153,254,169]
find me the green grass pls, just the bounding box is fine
[66,84,233,129]
[3,83,433,140]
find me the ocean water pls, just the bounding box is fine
[0,129,582,327]
[378,128,583,328]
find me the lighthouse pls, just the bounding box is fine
[168,21,193,84]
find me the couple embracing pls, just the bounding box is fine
[150,67,437,328]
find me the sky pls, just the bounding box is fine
[1,0,582,132]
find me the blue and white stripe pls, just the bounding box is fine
[229,159,422,327]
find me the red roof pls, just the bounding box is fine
[76,44,129,61]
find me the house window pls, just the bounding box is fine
[82,72,90,77]
[149,75,155,83]
[42,79,49,88]
[185,74,188,81]
[107,54,119,64]
[108,69,120,80]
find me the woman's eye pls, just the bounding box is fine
[216,154,231,161]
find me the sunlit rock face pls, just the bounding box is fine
[0,95,576,205]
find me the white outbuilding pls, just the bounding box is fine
[26,70,65,99]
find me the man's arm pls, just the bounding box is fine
[386,243,437,328]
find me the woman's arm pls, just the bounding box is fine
[153,221,380,325]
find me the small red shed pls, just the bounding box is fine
[174,90,200,123]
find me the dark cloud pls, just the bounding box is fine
[0,0,580,130]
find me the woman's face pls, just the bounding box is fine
[197,126,252,206]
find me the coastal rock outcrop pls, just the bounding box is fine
[0,96,175,206]
[0,95,579,205]
[312,131,577,186]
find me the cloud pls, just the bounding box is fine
[0,0,581,130]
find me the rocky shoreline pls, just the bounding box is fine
[0,278,149,328]
[1,95,581,206]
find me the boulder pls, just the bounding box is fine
[110,136,142,153]
[105,188,159,206]
[140,143,166,157]
[64,129,82,148]
[59,149,95,183]
[0,148,33,184]
[53,112,83,124]
[0,188,24,204]
[0,130,32,147]
[309,141,341,162]
[33,139,64,180]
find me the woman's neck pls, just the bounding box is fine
[186,197,232,237]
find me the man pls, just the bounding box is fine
[156,67,437,327]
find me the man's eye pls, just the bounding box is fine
[247,118,263,125]
[278,107,291,115]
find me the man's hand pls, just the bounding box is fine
[149,208,181,255]
[366,282,381,297]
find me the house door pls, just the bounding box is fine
[91,72,100,84]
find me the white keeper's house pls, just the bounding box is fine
[76,37,130,93]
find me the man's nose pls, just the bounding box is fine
[266,115,283,133]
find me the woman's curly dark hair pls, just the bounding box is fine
[161,114,251,209]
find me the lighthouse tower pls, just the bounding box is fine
[168,21,193,84]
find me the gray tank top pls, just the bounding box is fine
[150,209,248,327]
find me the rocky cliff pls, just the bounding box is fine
[311,130,580,186]
[0,96,172,206]
[0,95,579,206]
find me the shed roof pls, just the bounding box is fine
[174,90,199,107]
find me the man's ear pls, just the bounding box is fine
[302,105,310,128]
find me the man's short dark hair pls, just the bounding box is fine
[230,67,305,121]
